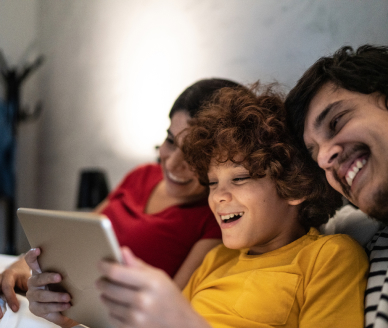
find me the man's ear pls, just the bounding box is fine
[288,198,305,206]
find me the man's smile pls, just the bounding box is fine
[345,157,367,187]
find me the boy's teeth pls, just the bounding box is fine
[346,176,353,187]
[356,160,363,169]
[221,212,244,221]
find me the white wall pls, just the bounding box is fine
[1,0,388,252]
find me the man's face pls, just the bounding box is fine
[303,83,388,222]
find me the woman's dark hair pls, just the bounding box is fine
[286,44,388,146]
[182,84,342,229]
[169,78,241,118]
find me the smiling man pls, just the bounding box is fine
[285,45,388,328]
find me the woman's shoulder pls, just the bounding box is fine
[121,163,162,184]
[128,163,161,176]
[109,163,162,200]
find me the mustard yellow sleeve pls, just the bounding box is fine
[299,235,368,328]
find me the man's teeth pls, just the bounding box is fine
[221,212,244,221]
[345,159,367,187]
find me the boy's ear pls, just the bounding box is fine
[288,198,305,206]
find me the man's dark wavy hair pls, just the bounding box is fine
[285,44,388,146]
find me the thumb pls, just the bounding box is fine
[24,248,42,275]
[121,247,145,268]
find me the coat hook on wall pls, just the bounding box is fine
[0,48,45,254]
[0,50,45,131]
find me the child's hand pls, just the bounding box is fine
[96,246,210,328]
[25,248,79,328]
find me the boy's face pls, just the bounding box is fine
[207,160,304,254]
[303,83,388,221]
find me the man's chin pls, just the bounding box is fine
[366,207,388,225]
[360,188,388,225]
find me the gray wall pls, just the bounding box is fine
[1,0,388,252]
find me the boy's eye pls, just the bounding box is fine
[207,181,217,186]
[233,176,251,183]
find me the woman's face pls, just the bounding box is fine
[159,111,207,202]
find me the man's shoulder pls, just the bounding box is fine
[321,205,381,247]
[366,225,388,252]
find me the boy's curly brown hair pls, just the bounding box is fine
[181,83,342,229]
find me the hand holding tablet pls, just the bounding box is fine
[17,208,122,328]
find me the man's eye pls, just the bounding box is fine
[207,181,217,187]
[330,116,341,130]
[329,110,349,132]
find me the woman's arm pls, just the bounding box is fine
[173,238,221,289]
[97,247,211,328]
[93,198,109,214]
[0,255,31,317]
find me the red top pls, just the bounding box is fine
[102,164,221,277]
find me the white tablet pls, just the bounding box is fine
[17,207,122,328]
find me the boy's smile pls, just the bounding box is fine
[219,211,244,225]
[207,160,304,254]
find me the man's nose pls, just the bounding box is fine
[317,143,342,171]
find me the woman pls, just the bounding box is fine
[0,78,239,318]
[26,84,368,328]
[91,78,242,285]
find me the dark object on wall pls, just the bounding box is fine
[77,169,110,210]
[0,49,44,254]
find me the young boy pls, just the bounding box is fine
[180,84,368,327]
[26,84,369,328]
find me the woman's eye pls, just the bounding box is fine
[166,137,174,145]
[207,181,217,187]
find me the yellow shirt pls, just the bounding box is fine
[183,228,368,328]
